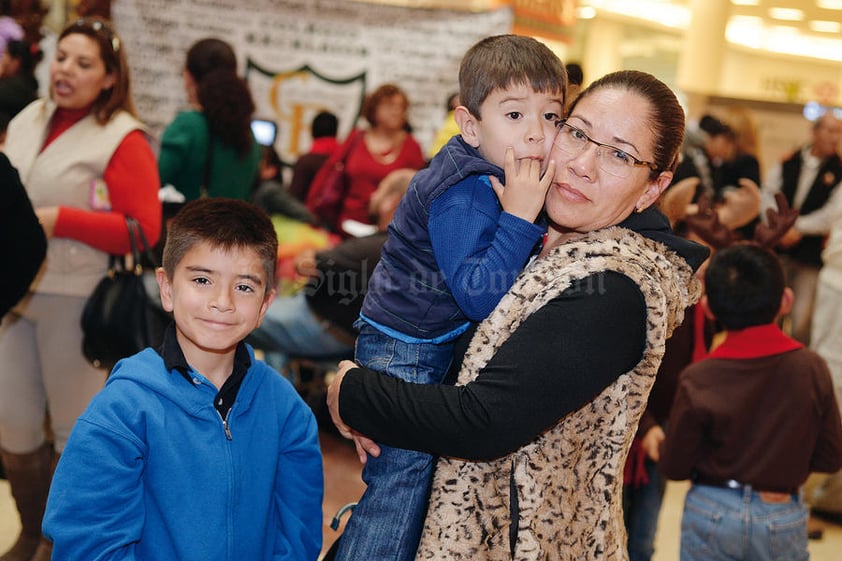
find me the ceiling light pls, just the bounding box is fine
[726,16,764,48]
[817,0,842,9]
[811,20,842,33]
[769,24,800,35]
[769,7,804,21]
[729,15,764,26]
[730,0,760,6]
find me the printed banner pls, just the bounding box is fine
[112,0,513,162]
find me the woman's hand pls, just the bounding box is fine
[717,177,761,229]
[35,206,59,239]
[327,360,382,463]
[641,425,665,462]
[490,147,555,224]
[293,249,318,278]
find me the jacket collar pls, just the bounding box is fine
[619,206,710,272]
[159,323,252,416]
[708,323,802,360]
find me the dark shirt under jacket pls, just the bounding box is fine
[158,323,251,419]
[779,151,842,267]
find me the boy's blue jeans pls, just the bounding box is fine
[335,323,454,561]
[680,484,808,561]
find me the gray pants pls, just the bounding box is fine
[0,292,106,454]
[806,278,842,514]
[781,257,819,345]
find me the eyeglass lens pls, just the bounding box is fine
[555,124,640,178]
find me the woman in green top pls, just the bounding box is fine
[158,37,260,201]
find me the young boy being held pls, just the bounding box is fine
[335,34,566,561]
[660,243,842,561]
[43,199,324,561]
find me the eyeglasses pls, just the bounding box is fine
[72,18,121,53]
[554,120,658,178]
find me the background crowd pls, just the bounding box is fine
[0,2,841,561]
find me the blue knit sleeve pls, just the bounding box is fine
[429,176,544,321]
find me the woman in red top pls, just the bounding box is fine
[307,83,425,235]
[0,17,159,561]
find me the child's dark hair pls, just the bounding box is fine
[162,198,277,296]
[704,244,785,330]
[312,111,338,139]
[458,34,566,119]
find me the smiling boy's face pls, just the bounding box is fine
[157,241,274,366]
[456,83,563,174]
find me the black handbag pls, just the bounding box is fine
[81,216,171,371]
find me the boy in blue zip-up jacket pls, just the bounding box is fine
[43,198,323,561]
[335,34,567,561]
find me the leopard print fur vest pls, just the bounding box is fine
[415,226,702,561]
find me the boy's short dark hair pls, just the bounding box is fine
[565,62,583,86]
[312,111,338,139]
[162,198,278,296]
[459,34,566,119]
[704,244,785,330]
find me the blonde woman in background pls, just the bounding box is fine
[716,104,764,237]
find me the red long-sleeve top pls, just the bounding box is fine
[46,107,161,255]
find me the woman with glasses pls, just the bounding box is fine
[0,17,160,561]
[326,70,710,561]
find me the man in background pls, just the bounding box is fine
[762,110,842,344]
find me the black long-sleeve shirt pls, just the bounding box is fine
[339,271,647,460]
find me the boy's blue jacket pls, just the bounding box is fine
[43,347,323,561]
[362,135,542,341]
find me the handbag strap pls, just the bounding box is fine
[125,217,160,272]
[335,128,362,166]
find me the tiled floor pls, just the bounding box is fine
[2,430,841,560]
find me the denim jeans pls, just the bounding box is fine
[335,322,454,561]
[680,484,808,561]
[623,458,666,561]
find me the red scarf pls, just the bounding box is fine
[707,323,803,359]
